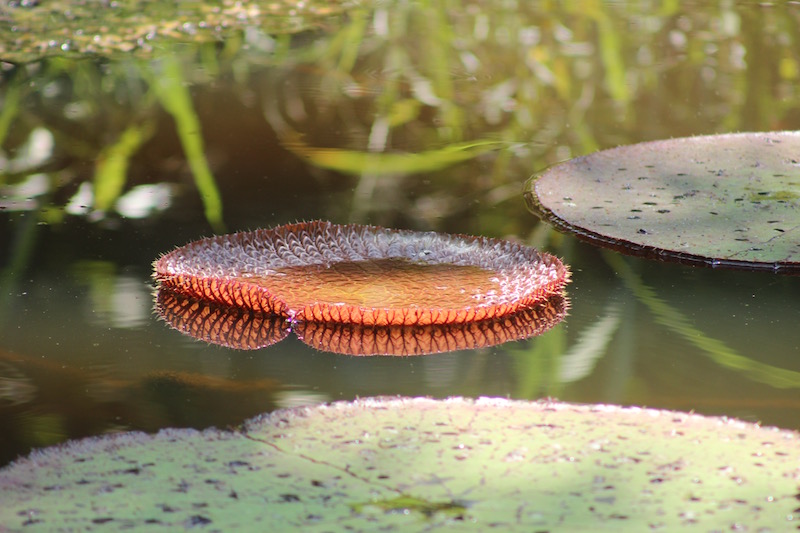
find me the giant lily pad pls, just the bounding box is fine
[1,397,798,530]
[0,0,355,63]
[525,132,800,273]
[154,221,570,326]
[156,289,568,355]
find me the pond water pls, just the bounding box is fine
[1,2,799,467]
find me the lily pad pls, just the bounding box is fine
[0,0,356,63]
[525,132,800,273]
[1,397,798,530]
[154,221,570,326]
[156,289,568,355]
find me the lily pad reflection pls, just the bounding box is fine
[155,290,568,356]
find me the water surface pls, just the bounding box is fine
[1,2,799,466]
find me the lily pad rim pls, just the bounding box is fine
[6,395,799,472]
[526,189,798,274]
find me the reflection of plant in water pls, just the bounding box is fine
[508,225,799,402]
[155,287,568,356]
[605,251,800,389]
[92,120,157,214]
[0,55,227,230]
[507,225,572,399]
[508,225,624,401]
[0,75,21,151]
[2,62,145,216]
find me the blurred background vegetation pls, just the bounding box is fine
[2,0,799,237]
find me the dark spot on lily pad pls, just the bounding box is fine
[185,515,212,526]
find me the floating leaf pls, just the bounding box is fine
[154,221,570,327]
[526,132,800,273]
[1,397,798,530]
[156,289,568,355]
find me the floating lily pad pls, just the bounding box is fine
[154,221,570,326]
[156,289,568,355]
[0,0,356,63]
[1,397,798,530]
[526,132,800,273]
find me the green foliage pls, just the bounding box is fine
[286,137,503,175]
[149,57,225,233]
[93,121,155,213]
[0,0,357,63]
[3,1,800,234]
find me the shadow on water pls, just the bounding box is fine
[0,1,799,466]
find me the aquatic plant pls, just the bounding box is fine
[154,220,570,326]
[0,0,356,63]
[526,132,800,273]
[155,288,568,356]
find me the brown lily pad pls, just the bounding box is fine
[525,132,800,273]
[154,221,570,326]
[155,289,568,356]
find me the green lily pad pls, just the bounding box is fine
[526,132,800,273]
[1,397,798,530]
[0,0,356,63]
